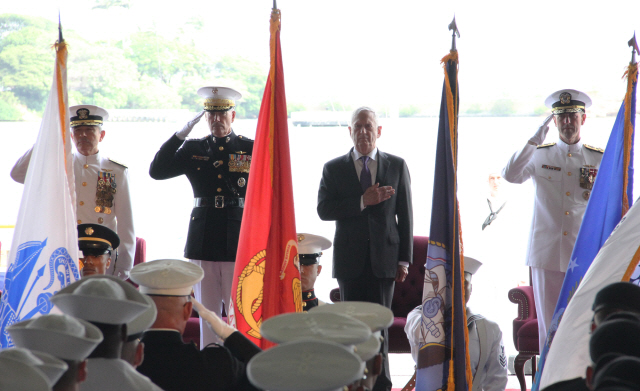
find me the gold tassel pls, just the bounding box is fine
[621,63,638,216]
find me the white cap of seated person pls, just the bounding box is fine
[130,259,238,340]
[0,356,51,391]
[0,347,68,388]
[248,339,365,391]
[51,274,150,325]
[8,314,103,361]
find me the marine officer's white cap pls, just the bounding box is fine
[51,274,150,325]
[127,294,157,340]
[544,89,592,114]
[69,105,109,127]
[0,348,68,387]
[0,357,50,391]
[309,301,393,361]
[464,256,482,275]
[197,86,242,112]
[130,259,204,296]
[248,339,365,391]
[8,314,103,361]
[261,312,372,345]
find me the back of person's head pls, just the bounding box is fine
[593,356,640,390]
[592,283,640,327]
[589,319,640,363]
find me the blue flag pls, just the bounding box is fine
[416,50,472,391]
[0,37,80,349]
[533,65,637,390]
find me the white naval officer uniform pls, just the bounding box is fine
[405,306,508,391]
[11,148,135,279]
[81,356,163,391]
[502,137,603,351]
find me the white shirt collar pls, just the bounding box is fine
[352,147,378,161]
[557,137,582,152]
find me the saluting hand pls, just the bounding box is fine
[192,298,236,340]
[363,183,395,207]
[529,114,554,146]
[176,110,206,140]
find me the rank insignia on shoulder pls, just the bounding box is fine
[108,158,127,168]
[584,144,604,153]
[537,142,556,149]
[542,164,561,171]
[191,155,210,161]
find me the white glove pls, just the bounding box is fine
[113,267,130,280]
[192,298,236,340]
[529,114,554,146]
[176,111,206,140]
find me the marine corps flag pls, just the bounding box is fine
[416,22,473,391]
[0,24,80,348]
[228,4,301,348]
[538,44,638,390]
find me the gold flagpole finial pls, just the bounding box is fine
[448,16,460,51]
[629,32,639,65]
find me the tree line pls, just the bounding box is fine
[0,14,267,121]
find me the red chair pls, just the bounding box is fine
[508,285,539,391]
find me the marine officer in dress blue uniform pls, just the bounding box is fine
[11,105,136,280]
[502,89,604,352]
[149,86,253,347]
[297,233,332,311]
[405,256,508,391]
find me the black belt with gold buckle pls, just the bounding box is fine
[194,196,245,208]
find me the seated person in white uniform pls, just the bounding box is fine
[50,275,163,391]
[405,256,508,391]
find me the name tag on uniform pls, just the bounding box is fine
[542,164,561,171]
[191,155,210,161]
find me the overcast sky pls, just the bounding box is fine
[4,0,640,111]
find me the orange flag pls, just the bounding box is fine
[228,6,301,349]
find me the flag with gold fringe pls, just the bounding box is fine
[534,45,637,391]
[0,24,79,348]
[228,4,301,349]
[538,50,638,390]
[416,37,473,391]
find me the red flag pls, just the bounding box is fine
[228,6,301,349]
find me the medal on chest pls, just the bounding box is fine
[580,167,598,190]
[229,154,251,173]
[95,171,117,214]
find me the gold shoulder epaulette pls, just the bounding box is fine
[584,144,604,153]
[108,158,128,168]
[537,142,556,149]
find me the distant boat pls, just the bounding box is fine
[291,111,350,127]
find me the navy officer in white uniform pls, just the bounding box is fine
[405,256,508,391]
[501,89,604,351]
[11,105,135,280]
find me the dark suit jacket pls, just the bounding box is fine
[317,148,413,279]
[137,330,261,391]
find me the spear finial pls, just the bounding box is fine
[449,16,460,51]
[273,0,277,10]
[58,11,64,43]
[629,32,639,65]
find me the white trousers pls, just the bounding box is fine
[190,260,235,348]
[531,267,565,353]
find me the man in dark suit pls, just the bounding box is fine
[131,259,261,391]
[317,106,413,391]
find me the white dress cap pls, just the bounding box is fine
[0,348,68,387]
[127,294,157,338]
[297,233,332,255]
[0,358,50,391]
[544,89,592,109]
[130,259,204,296]
[353,330,382,361]
[51,274,150,325]
[260,312,371,345]
[247,339,365,391]
[463,256,482,275]
[310,301,393,332]
[69,105,109,126]
[197,86,242,111]
[8,314,103,361]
